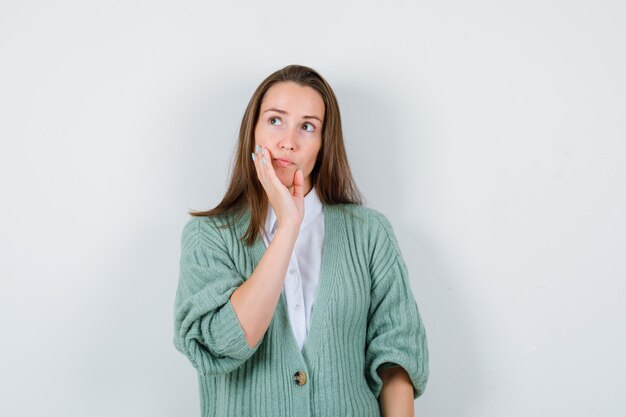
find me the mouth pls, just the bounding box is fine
[273,158,294,167]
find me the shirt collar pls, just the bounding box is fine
[264,186,323,236]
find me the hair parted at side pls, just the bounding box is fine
[188,64,364,246]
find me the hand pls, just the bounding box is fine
[252,144,304,229]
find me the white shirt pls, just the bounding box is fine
[261,187,325,352]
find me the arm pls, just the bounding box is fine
[172,216,297,375]
[230,220,300,348]
[378,366,415,417]
[364,212,429,401]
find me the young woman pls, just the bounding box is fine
[173,64,429,417]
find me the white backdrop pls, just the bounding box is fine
[1,1,624,416]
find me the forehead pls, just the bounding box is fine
[260,82,324,117]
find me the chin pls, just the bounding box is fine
[276,173,291,185]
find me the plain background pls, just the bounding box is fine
[1,1,625,416]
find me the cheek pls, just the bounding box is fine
[255,124,276,144]
[306,148,322,170]
[253,127,269,147]
[253,124,262,140]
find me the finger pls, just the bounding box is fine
[260,146,271,170]
[253,144,269,188]
[291,167,305,199]
[260,146,281,185]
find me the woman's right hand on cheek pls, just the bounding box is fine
[252,144,305,229]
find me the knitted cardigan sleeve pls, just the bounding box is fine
[364,211,430,400]
[173,216,262,375]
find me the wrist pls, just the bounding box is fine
[275,221,301,237]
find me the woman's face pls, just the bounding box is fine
[254,81,324,195]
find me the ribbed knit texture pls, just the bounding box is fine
[173,203,429,417]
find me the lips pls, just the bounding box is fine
[273,158,293,167]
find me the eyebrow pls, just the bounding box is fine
[262,107,323,123]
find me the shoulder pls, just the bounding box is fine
[180,212,239,252]
[332,203,397,233]
[332,204,407,279]
[330,204,402,254]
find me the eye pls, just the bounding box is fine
[269,116,282,126]
[302,122,315,132]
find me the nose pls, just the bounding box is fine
[278,126,297,151]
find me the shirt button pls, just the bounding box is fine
[293,370,307,386]
[295,304,300,311]
[289,269,296,275]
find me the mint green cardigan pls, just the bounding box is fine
[173,203,429,417]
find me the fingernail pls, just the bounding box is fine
[261,147,265,155]
[251,152,255,161]
[255,144,259,153]
[262,157,266,165]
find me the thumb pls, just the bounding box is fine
[291,168,305,199]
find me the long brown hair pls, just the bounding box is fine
[189,64,364,246]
